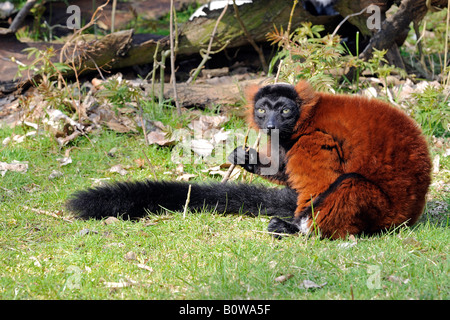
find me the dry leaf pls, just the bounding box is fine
[147,130,175,146]
[299,280,327,290]
[433,155,440,174]
[134,158,146,168]
[274,274,294,283]
[176,173,196,181]
[124,251,137,261]
[338,235,357,249]
[2,137,11,146]
[91,78,104,88]
[191,139,214,157]
[48,170,63,180]
[212,129,230,144]
[136,264,154,272]
[77,228,98,236]
[189,115,228,134]
[176,163,184,173]
[102,216,120,225]
[402,237,421,248]
[0,161,28,176]
[105,119,134,133]
[386,275,410,285]
[104,278,137,288]
[109,164,127,176]
[30,256,42,268]
[56,157,72,166]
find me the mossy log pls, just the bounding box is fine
[78,0,340,71]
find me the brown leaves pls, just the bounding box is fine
[299,280,328,290]
[274,274,293,283]
[0,160,28,176]
[274,273,327,290]
[146,130,176,147]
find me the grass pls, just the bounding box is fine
[0,119,448,300]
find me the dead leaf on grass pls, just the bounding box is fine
[402,237,421,248]
[386,275,410,285]
[134,158,146,169]
[299,280,327,290]
[190,139,215,157]
[48,170,63,180]
[176,173,196,181]
[109,164,127,176]
[274,274,294,283]
[0,161,28,176]
[124,251,137,261]
[102,216,120,225]
[104,278,137,288]
[136,263,154,272]
[147,130,175,146]
[56,156,72,166]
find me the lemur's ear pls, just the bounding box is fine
[245,84,261,103]
[294,81,318,106]
[244,84,261,129]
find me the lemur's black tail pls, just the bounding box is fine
[66,180,297,220]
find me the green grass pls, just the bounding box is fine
[0,119,448,300]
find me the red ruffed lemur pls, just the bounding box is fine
[67,81,432,239]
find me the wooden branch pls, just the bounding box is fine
[169,0,181,115]
[186,3,229,84]
[360,0,448,62]
[9,0,37,33]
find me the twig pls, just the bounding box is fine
[444,0,450,85]
[9,0,37,33]
[275,59,283,83]
[331,6,368,37]
[232,0,268,73]
[142,150,158,181]
[286,0,299,36]
[148,40,160,101]
[169,0,181,116]
[221,128,250,183]
[247,131,261,183]
[183,184,192,219]
[23,205,73,223]
[187,3,229,84]
[159,50,169,105]
[111,0,117,33]
[251,229,293,237]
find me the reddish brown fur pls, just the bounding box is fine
[249,81,432,239]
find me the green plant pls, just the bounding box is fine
[268,23,408,92]
[95,76,142,110]
[268,23,345,91]
[409,85,450,138]
[16,46,78,117]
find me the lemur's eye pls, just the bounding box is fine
[257,108,266,114]
[282,108,291,114]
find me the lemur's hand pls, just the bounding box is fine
[228,146,258,173]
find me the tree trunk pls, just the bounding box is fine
[360,0,448,62]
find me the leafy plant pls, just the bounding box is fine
[267,23,407,92]
[268,22,345,91]
[409,85,450,138]
[95,76,142,110]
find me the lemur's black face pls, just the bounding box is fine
[253,84,301,139]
